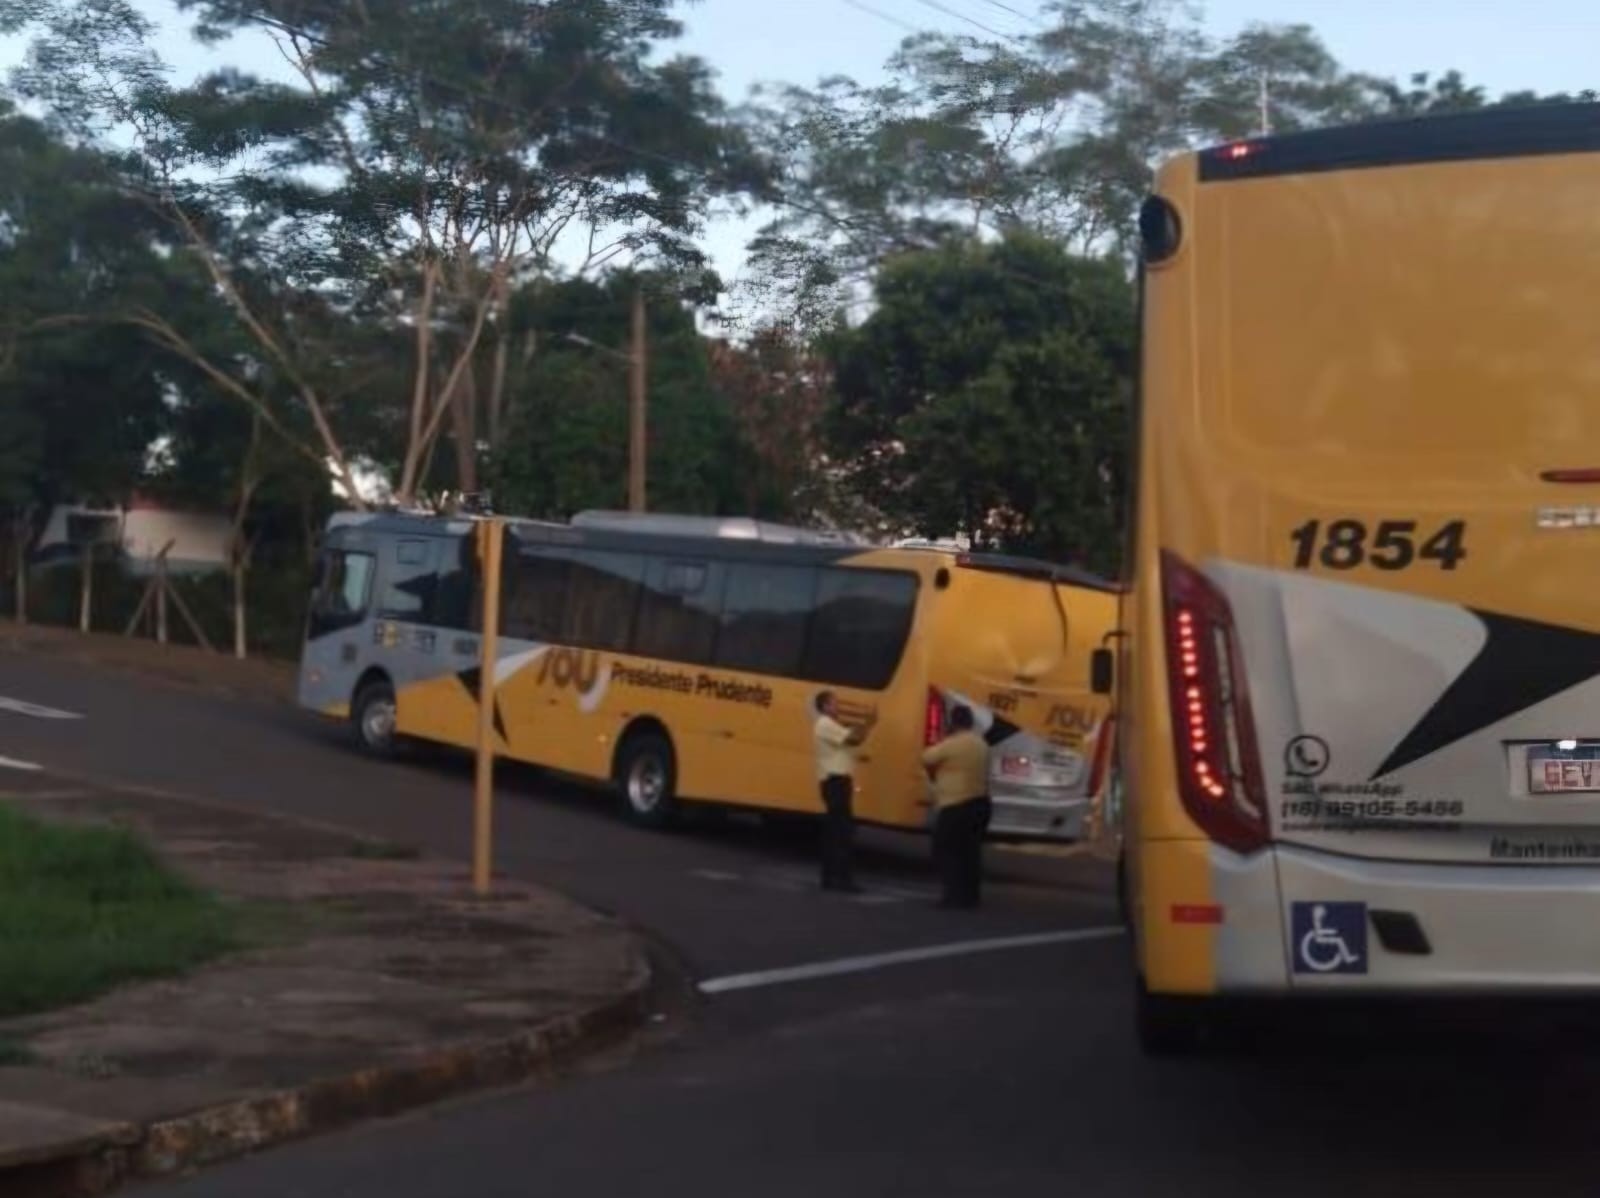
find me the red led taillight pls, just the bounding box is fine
[1162,551,1269,853]
[1086,715,1116,799]
[924,688,945,746]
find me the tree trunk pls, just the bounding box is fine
[78,545,93,633]
[451,354,480,494]
[156,565,169,645]
[486,328,511,452]
[232,559,247,660]
[484,275,516,453]
[12,521,26,626]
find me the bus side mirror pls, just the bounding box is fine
[1091,647,1115,696]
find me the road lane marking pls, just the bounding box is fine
[698,926,1125,995]
[0,756,43,772]
[0,695,84,721]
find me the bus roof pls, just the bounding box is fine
[1195,101,1600,184]
[325,509,1116,593]
[569,510,867,546]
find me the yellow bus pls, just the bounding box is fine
[1110,102,1600,1053]
[299,510,1117,840]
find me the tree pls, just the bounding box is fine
[6,0,766,503]
[740,0,1590,328]
[826,234,1133,569]
[489,273,744,518]
[0,100,175,617]
[707,328,835,523]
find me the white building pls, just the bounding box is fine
[34,498,233,577]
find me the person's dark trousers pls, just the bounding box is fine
[934,796,993,908]
[820,774,857,890]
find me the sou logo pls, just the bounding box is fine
[536,648,600,692]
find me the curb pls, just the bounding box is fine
[8,956,651,1198]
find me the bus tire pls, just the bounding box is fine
[1136,979,1209,1058]
[351,676,399,758]
[617,731,678,829]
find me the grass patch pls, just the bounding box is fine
[0,806,237,1018]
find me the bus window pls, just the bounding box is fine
[804,569,918,690]
[633,557,723,664]
[380,538,436,622]
[431,535,478,631]
[308,549,375,637]
[564,550,644,652]
[503,550,572,642]
[715,564,817,677]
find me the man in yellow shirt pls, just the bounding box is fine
[921,705,993,909]
[814,690,877,893]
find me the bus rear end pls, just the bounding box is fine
[926,554,1117,841]
[1126,104,1600,1050]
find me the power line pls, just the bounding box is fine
[839,0,921,35]
[978,0,1046,28]
[911,0,1022,42]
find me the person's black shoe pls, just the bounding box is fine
[823,879,865,895]
[936,896,979,910]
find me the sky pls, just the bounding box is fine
[3,0,1597,286]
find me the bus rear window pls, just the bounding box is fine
[804,570,918,690]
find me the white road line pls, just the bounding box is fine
[0,695,83,721]
[0,755,42,772]
[698,926,1125,995]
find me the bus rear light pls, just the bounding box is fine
[1086,715,1116,798]
[1162,552,1269,853]
[1171,903,1225,925]
[924,688,945,746]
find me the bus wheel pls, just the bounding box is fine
[351,677,399,758]
[1136,978,1208,1058]
[617,732,677,829]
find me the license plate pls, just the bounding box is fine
[999,755,1032,778]
[1528,743,1600,794]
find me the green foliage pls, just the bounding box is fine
[744,0,1593,324]
[827,234,1133,570]
[0,804,236,1017]
[489,275,745,518]
[0,103,172,517]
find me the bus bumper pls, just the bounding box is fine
[988,788,1090,841]
[1143,838,1600,996]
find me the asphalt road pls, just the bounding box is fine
[7,652,1600,1197]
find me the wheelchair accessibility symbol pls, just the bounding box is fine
[1291,901,1368,975]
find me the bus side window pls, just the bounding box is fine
[502,550,572,642]
[633,557,722,664]
[804,569,918,690]
[308,549,375,638]
[432,534,478,631]
[380,538,437,622]
[564,550,645,651]
[715,564,817,677]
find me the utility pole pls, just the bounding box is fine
[1259,73,1271,136]
[629,286,648,513]
[565,288,649,512]
[472,517,504,897]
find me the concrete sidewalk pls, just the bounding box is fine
[0,772,651,1197]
